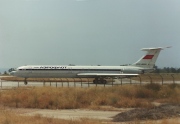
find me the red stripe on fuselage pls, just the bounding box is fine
[143,55,154,59]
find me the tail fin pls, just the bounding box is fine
[132,46,171,68]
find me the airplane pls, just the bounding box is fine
[10,46,170,85]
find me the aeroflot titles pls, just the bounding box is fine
[20,66,68,70]
[37,66,67,69]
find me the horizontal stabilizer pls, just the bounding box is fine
[141,46,171,51]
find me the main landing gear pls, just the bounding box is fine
[93,78,107,84]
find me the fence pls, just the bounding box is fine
[0,74,180,89]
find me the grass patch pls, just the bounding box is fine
[0,84,180,109]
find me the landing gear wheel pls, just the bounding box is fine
[93,78,107,84]
[24,81,28,85]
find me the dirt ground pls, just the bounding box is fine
[1,104,180,123]
[113,104,180,122]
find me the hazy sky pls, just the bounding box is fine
[0,0,180,70]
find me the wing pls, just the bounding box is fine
[77,73,138,77]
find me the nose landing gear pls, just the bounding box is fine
[24,78,28,85]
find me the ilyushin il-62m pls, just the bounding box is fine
[10,47,170,85]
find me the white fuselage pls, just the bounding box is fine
[10,47,169,81]
[11,65,153,78]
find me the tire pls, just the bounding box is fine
[24,81,28,85]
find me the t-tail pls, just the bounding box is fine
[132,46,171,69]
